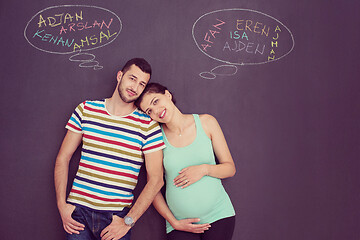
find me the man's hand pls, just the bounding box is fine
[172,218,211,233]
[100,215,131,240]
[59,203,85,234]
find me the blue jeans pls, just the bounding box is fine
[67,205,131,240]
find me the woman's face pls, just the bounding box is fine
[140,91,173,123]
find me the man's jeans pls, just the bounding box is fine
[67,205,131,240]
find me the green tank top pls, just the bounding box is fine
[162,114,235,233]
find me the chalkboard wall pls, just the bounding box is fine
[1,0,359,239]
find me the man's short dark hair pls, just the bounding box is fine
[121,58,152,77]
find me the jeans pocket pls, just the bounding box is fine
[71,205,78,218]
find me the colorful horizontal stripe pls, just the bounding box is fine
[82,148,142,166]
[71,189,133,203]
[82,120,148,139]
[79,162,138,179]
[65,99,165,211]
[68,195,131,208]
[83,134,141,152]
[81,155,140,173]
[82,126,143,145]
[77,169,136,187]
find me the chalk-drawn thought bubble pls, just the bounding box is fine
[192,9,294,66]
[24,5,122,55]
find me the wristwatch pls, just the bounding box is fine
[124,215,135,227]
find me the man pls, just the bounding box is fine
[54,58,165,240]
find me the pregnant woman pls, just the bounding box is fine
[135,83,236,240]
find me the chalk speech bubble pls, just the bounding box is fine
[24,5,122,55]
[192,9,294,65]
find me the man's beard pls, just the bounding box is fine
[118,82,136,103]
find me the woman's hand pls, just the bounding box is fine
[172,218,211,233]
[173,164,208,188]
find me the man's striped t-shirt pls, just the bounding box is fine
[65,100,165,211]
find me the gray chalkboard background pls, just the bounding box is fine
[1,0,359,239]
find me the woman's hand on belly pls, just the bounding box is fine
[171,218,211,233]
[173,164,208,188]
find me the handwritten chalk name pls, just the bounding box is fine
[223,41,265,55]
[236,20,270,37]
[229,30,249,40]
[268,25,282,61]
[33,30,74,47]
[73,30,117,51]
[38,11,83,28]
[201,18,225,52]
[32,29,117,52]
[59,19,114,35]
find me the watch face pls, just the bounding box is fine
[124,216,134,226]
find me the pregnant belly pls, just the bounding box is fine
[166,176,224,219]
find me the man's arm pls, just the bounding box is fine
[100,150,164,240]
[54,130,85,234]
[126,149,164,221]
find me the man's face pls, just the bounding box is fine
[117,64,150,103]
